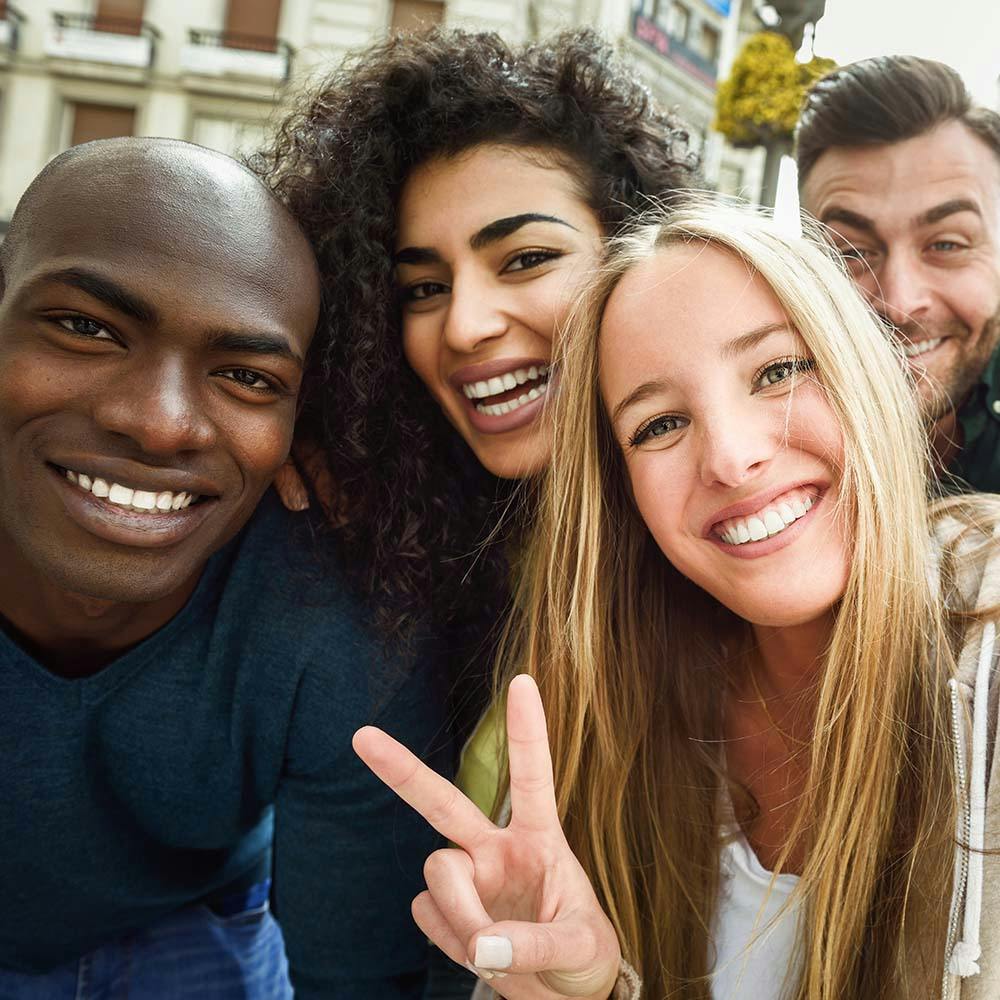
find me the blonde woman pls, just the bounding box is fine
[355,197,1000,1000]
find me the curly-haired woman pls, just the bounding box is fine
[257,30,698,734]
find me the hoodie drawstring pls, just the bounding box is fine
[949,620,995,978]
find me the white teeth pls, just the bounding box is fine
[763,510,784,535]
[62,468,199,514]
[462,365,551,401]
[132,490,157,511]
[476,379,549,416]
[718,491,817,546]
[109,483,134,506]
[902,337,942,358]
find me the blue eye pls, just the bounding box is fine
[753,357,815,390]
[629,414,687,447]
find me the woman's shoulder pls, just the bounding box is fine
[929,494,1000,616]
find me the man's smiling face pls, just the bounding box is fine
[0,143,319,604]
[801,121,1000,423]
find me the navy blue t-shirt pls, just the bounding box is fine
[0,491,451,998]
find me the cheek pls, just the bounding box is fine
[220,408,297,485]
[401,320,440,391]
[628,461,689,559]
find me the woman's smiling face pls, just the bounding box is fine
[599,243,851,629]
[395,144,603,478]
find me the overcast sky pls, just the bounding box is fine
[813,0,1000,107]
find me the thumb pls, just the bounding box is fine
[470,921,620,998]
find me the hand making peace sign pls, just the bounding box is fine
[353,674,623,999]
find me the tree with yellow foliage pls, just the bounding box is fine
[714,32,835,205]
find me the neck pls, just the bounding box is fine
[749,612,834,704]
[0,542,202,678]
[929,408,961,471]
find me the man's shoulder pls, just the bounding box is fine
[210,490,424,695]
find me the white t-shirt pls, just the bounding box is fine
[710,830,803,1000]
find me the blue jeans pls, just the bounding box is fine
[0,882,292,999]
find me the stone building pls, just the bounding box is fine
[0,0,759,226]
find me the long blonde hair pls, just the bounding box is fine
[502,196,962,998]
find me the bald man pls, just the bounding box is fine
[0,139,448,998]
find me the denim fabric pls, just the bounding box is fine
[0,883,291,1000]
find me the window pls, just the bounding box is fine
[93,0,144,36]
[191,115,269,159]
[698,23,721,63]
[717,163,745,197]
[69,102,135,146]
[391,0,445,31]
[224,0,282,51]
[666,2,690,41]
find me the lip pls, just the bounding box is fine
[50,464,219,549]
[702,481,824,537]
[710,492,824,560]
[448,356,549,390]
[49,456,221,497]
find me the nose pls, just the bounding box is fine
[697,403,775,489]
[442,270,509,354]
[91,359,216,457]
[868,252,933,330]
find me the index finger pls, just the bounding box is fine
[353,726,495,850]
[505,674,560,833]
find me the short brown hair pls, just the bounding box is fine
[796,55,1000,185]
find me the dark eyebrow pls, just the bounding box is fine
[917,198,981,226]
[206,330,304,367]
[470,213,578,251]
[610,323,792,428]
[393,246,442,266]
[38,267,158,325]
[820,208,878,237]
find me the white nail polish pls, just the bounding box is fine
[475,935,513,970]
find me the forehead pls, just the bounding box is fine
[396,144,594,244]
[801,121,1000,230]
[603,244,780,348]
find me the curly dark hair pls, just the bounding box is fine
[253,27,699,657]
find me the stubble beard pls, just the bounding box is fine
[895,309,1000,426]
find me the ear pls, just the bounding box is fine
[273,455,310,512]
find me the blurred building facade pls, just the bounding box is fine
[0,0,759,226]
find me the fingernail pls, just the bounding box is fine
[474,935,513,970]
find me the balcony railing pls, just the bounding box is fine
[632,11,718,85]
[45,11,160,68]
[181,28,294,83]
[0,5,25,53]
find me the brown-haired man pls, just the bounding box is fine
[797,56,1000,490]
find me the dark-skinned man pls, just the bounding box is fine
[0,138,448,999]
[797,56,1000,490]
